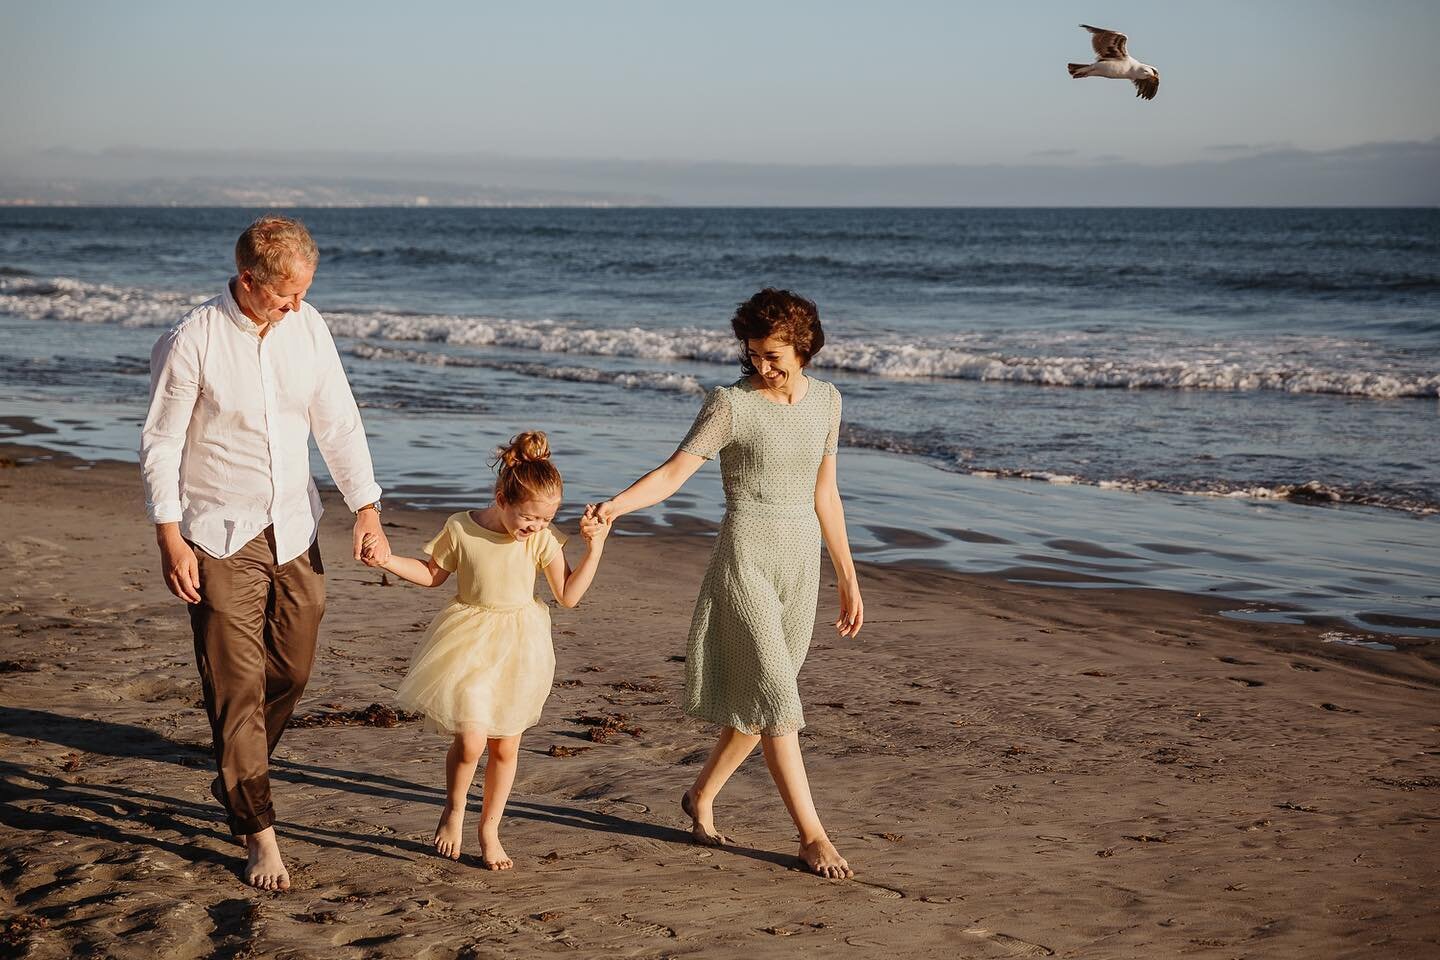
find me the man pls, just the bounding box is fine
[140,215,391,890]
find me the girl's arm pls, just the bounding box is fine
[362,537,452,587]
[597,450,706,521]
[541,515,609,608]
[815,454,864,637]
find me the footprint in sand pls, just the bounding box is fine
[853,880,904,900]
[1226,676,1265,688]
[963,927,1055,956]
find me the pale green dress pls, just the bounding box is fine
[679,376,842,735]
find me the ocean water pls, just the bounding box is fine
[1,207,1436,641]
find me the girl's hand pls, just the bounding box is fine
[835,578,864,638]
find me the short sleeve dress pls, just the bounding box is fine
[678,376,842,735]
[395,511,567,737]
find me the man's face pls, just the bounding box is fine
[236,256,316,326]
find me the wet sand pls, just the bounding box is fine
[1,447,1437,959]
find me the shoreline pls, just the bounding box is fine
[3,431,1435,683]
[2,446,1438,957]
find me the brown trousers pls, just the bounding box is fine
[189,528,325,835]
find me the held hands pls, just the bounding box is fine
[835,578,864,638]
[579,503,612,546]
[354,509,390,565]
[359,532,387,569]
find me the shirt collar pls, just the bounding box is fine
[222,277,295,337]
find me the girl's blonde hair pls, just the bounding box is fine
[492,431,562,505]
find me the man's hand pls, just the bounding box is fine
[156,524,202,603]
[354,508,390,564]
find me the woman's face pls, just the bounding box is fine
[746,335,804,390]
[497,493,561,541]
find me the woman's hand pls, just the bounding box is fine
[835,578,864,638]
[590,500,620,524]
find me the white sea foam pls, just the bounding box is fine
[3,274,1436,399]
[1319,631,1398,651]
[347,343,704,396]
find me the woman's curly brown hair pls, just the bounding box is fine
[731,288,825,376]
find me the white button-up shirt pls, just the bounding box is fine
[140,281,382,563]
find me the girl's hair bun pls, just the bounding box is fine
[499,430,551,468]
[492,430,562,504]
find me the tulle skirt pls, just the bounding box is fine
[395,598,555,737]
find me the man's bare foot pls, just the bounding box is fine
[244,827,291,891]
[433,803,465,860]
[799,836,854,880]
[681,789,728,846]
[479,825,513,870]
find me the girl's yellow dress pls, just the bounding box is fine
[395,511,565,737]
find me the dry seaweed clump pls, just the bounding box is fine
[288,702,421,728]
[568,712,644,743]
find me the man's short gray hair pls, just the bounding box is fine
[235,215,319,284]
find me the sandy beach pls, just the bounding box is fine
[1,446,1437,959]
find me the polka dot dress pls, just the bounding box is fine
[679,376,841,736]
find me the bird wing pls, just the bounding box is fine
[1133,73,1159,101]
[1081,24,1129,60]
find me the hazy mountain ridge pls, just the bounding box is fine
[1,137,1435,206]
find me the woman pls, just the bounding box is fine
[593,288,863,879]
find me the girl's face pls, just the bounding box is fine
[496,493,561,541]
[746,335,804,390]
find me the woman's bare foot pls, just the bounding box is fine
[244,827,291,891]
[681,789,728,846]
[433,803,465,860]
[479,825,513,870]
[799,835,854,879]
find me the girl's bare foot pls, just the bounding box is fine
[433,804,465,860]
[244,827,291,891]
[479,825,512,870]
[799,836,854,879]
[681,789,728,846]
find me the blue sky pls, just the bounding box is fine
[3,0,1437,166]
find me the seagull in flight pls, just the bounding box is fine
[1067,24,1159,100]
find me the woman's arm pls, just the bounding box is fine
[815,454,864,637]
[597,450,706,520]
[542,515,610,608]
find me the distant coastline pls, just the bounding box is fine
[2,136,1437,206]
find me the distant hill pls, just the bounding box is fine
[1,139,1436,206]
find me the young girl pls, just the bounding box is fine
[362,431,608,870]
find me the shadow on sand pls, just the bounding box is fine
[0,706,799,872]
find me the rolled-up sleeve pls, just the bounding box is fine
[140,326,200,523]
[308,313,382,512]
